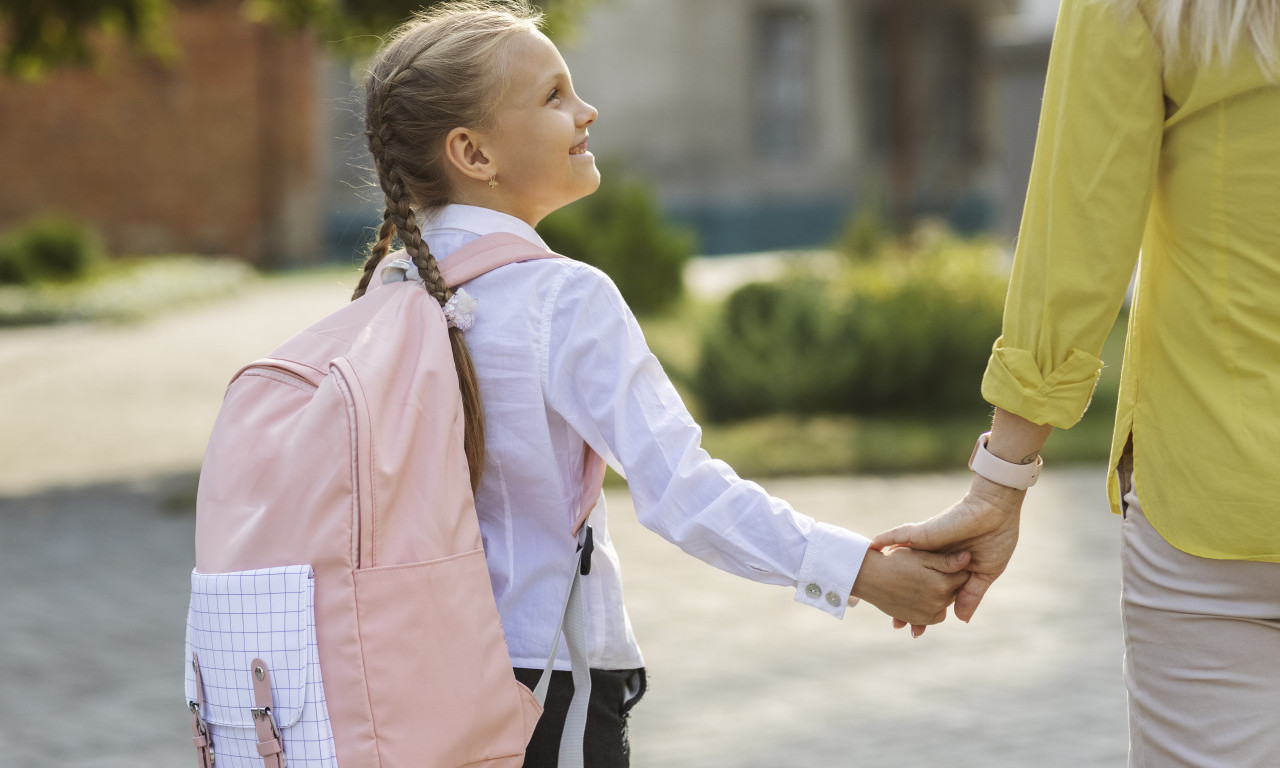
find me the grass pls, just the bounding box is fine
[0,255,257,326]
[634,295,1128,481]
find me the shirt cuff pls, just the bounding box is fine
[792,522,870,619]
[981,338,1104,429]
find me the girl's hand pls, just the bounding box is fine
[849,546,971,628]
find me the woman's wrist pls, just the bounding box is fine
[966,474,1027,515]
[983,432,1045,465]
[986,407,1054,464]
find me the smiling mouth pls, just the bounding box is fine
[570,139,589,155]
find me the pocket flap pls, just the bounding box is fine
[184,565,315,729]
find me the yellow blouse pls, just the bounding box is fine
[981,0,1280,561]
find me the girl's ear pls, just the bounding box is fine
[444,127,494,184]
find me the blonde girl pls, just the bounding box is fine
[354,2,970,765]
[875,0,1280,765]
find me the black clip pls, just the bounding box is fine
[578,525,594,576]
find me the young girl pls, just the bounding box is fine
[353,2,970,764]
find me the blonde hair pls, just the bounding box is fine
[1116,0,1280,76]
[354,0,544,491]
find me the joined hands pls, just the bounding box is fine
[867,474,1028,636]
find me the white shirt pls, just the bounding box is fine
[425,205,870,670]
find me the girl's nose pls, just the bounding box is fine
[579,99,598,127]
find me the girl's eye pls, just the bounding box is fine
[547,88,561,103]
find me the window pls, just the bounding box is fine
[861,6,980,162]
[755,9,814,160]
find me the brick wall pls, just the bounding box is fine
[0,1,321,266]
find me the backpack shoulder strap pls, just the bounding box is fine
[438,232,561,288]
[436,232,605,536]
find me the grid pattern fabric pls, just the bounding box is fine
[185,565,338,767]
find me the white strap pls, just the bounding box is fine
[379,258,423,285]
[531,526,593,768]
[558,557,590,768]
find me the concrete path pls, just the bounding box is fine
[0,269,1128,767]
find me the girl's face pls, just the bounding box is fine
[482,31,599,226]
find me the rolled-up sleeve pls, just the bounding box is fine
[982,0,1163,428]
[542,264,869,618]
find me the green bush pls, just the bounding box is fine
[0,255,256,326]
[695,279,860,420]
[0,215,106,285]
[693,236,1006,422]
[834,199,889,262]
[537,173,696,315]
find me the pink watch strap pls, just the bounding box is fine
[968,431,1042,490]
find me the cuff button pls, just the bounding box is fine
[825,591,841,608]
[804,583,822,599]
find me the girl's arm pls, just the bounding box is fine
[543,263,960,624]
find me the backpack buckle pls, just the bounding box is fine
[577,525,594,576]
[251,707,281,736]
[380,258,424,285]
[250,659,286,767]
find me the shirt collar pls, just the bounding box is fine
[426,204,549,250]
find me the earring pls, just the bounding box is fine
[488,174,498,190]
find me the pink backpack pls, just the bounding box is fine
[184,233,605,768]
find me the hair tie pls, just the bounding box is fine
[443,288,478,331]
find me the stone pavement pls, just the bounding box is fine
[0,270,1129,767]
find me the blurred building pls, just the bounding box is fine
[554,0,1058,253]
[328,0,1060,260]
[0,1,322,266]
[0,0,1059,264]
[987,0,1059,235]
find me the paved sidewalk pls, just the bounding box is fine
[0,271,1128,767]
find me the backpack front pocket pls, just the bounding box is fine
[185,564,338,768]
[352,549,539,767]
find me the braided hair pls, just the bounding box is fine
[354,0,542,491]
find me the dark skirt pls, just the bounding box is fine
[513,667,647,768]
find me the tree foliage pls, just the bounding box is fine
[0,0,169,76]
[0,0,592,77]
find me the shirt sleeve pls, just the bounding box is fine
[982,0,1164,428]
[540,263,869,619]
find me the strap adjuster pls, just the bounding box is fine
[577,525,594,576]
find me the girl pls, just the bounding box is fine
[353,2,970,764]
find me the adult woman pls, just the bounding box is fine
[874,0,1280,764]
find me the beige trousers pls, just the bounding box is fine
[1120,475,1280,767]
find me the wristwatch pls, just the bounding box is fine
[968,431,1042,490]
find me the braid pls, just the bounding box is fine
[399,211,487,491]
[380,160,444,304]
[404,224,451,306]
[449,328,486,492]
[352,104,401,301]
[353,1,545,491]
[351,211,396,301]
[362,117,487,488]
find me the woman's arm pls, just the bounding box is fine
[874,0,1163,627]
